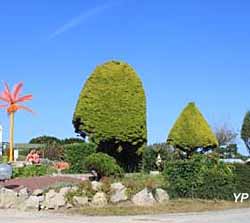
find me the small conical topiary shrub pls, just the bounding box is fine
[167,102,218,158]
[73,60,147,171]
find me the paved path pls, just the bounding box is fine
[0,208,249,223]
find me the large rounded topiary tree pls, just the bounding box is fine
[167,102,218,158]
[73,60,147,171]
[241,111,250,155]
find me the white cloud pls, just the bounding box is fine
[49,1,117,39]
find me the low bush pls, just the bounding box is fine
[164,155,236,200]
[12,164,56,178]
[39,143,65,161]
[65,180,95,204]
[142,143,177,172]
[121,173,165,198]
[85,152,124,179]
[234,163,250,194]
[0,155,8,163]
[63,143,96,173]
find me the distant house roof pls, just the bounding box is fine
[221,159,245,164]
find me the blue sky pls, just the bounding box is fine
[0,0,250,154]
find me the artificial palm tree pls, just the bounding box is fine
[0,82,33,162]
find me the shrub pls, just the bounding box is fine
[121,173,165,198]
[142,143,177,172]
[39,142,65,161]
[164,155,236,200]
[85,152,124,179]
[12,164,56,178]
[65,180,95,204]
[0,155,8,163]
[73,60,147,172]
[167,102,218,158]
[61,138,84,144]
[63,143,96,173]
[234,163,250,195]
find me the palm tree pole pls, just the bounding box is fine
[0,82,33,162]
[9,111,14,162]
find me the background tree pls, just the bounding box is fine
[142,143,178,172]
[29,136,61,145]
[241,111,250,154]
[214,124,238,147]
[214,124,238,158]
[61,138,83,144]
[167,102,218,158]
[73,60,147,171]
[29,136,83,145]
[0,82,33,162]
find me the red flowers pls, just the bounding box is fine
[54,162,70,171]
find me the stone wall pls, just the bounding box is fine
[0,181,169,211]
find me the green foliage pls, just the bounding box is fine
[164,155,236,200]
[73,60,147,171]
[85,152,124,178]
[234,164,250,195]
[142,143,178,172]
[65,180,95,204]
[29,136,84,161]
[12,165,56,178]
[64,143,96,173]
[39,143,65,161]
[44,182,77,193]
[61,138,84,144]
[18,148,31,157]
[214,144,242,159]
[120,173,165,198]
[30,136,83,145]
[29,136,61,144]
[241,111,250,154]
[167,102,218,158]
[0,155,8,163]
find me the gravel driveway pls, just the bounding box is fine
[0,208,249,223]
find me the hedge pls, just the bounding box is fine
[164,155,236,200]
[234,163,250,195]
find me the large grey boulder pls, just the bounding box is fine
[91,192,107,207]
[73,196,88,207]
[0,188,18,208]
[154,188,169,203]
[132,188,156,206]
[18,187,29,200]
[91,181,103,192]
[43,187,71,210]
[110,183,128,204]
[43,189,57,209]
[21,195,44,211]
